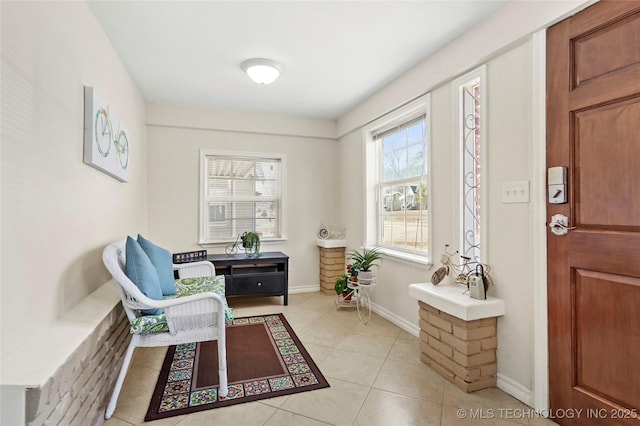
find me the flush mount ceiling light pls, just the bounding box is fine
[241,58,284,85]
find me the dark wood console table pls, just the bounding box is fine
[206,252,289,305]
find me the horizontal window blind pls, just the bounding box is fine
[203,154,282,242]
[372,114,426,140]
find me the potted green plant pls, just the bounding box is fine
[334,273,350,300]
[241,231,261,257]
[348,247,382,284]
[346,262,360,284]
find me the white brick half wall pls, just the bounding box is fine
[25,306,129,426]
[1,283,128,426]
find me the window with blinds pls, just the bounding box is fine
[374,112,429,255]
[200,152,284,243]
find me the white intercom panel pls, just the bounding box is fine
[548,166,567,204]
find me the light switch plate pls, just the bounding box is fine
[502,180,530,203]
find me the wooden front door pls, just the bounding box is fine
[547,1,640,425]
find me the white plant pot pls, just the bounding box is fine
[358,270,376,285]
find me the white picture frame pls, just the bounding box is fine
[83,86,129,182]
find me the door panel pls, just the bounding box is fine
[574,12,640,87]
[575,269,640,409]
[574,98,640,228]
[547,1,640,425]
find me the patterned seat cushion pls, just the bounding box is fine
[130,275,233,335]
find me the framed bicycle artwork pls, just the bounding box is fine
[83,86,129,182]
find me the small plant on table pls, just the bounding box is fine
[241,231,261,257]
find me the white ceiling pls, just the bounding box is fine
[89,1,506,120]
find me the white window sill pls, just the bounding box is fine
[376,247,433,269]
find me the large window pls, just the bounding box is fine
[199,151,285,244]
[454,66,486,262]
[364,95,431,262]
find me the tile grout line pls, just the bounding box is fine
[349,319,393,426]
[348,327,399,425]
[372,329,447,425]
[269,406,337,426]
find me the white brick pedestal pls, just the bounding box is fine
[317,239,347,295]
[409,283,505,393]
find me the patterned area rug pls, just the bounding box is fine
[145,313,329,421]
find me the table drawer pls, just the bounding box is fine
[232,273,285,295]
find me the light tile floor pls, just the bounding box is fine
[104,292,559,426]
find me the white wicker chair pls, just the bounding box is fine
[102,240,228,419]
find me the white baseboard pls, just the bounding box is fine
[371,302,420,337]
[288,285,320,294]
[497,373,533,407]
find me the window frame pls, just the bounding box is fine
[452,65,487,263]
[198,150,287,245]
[363,94,432,265]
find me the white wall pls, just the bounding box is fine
[336,0,593,408]
[0,1,147,361]
[146,104,338,291]
[339,39,536,389]
[486,41,535,392]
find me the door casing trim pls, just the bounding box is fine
[532,28,549,413]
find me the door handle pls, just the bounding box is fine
[549,214,576,236]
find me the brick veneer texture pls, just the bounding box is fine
[319,246,346,295]
[418,301,498,393]
[25,304,129,426]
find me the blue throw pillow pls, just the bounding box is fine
[125,236,163,315]
[137,234,176,296]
